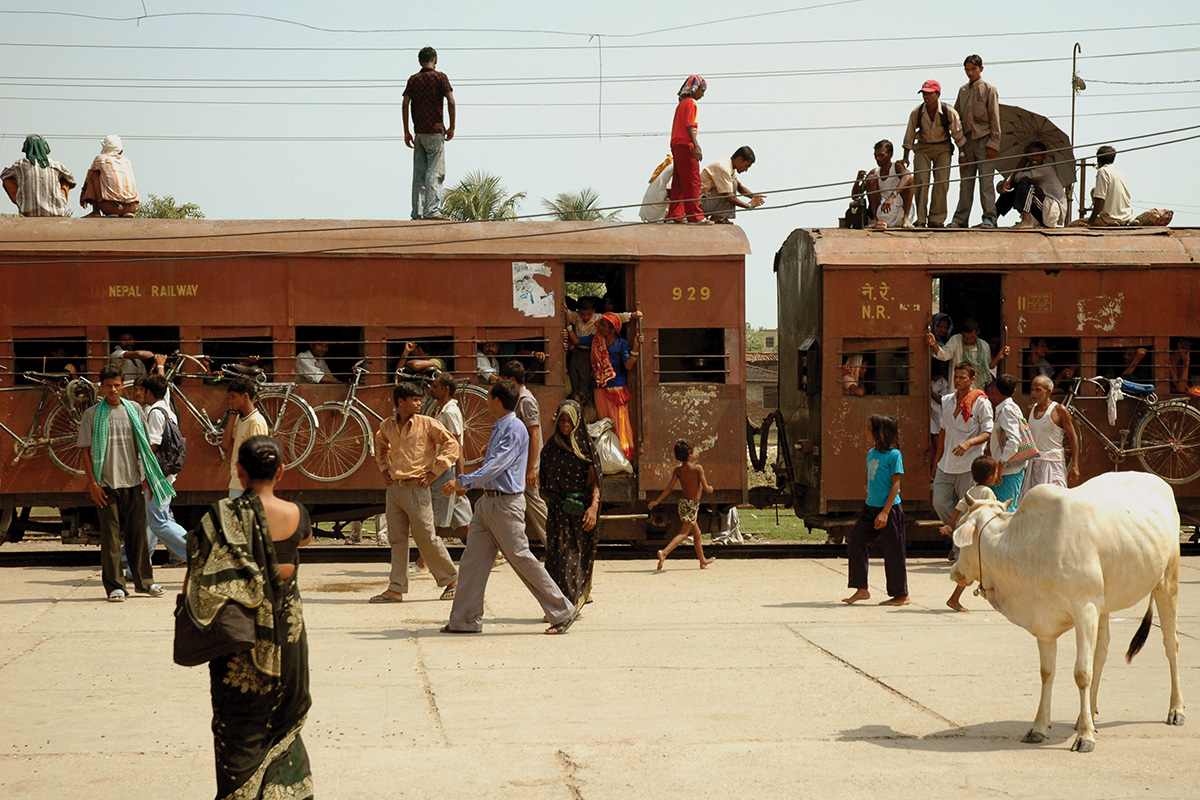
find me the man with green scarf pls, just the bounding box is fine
[1,134,75,217]
[926,317,1009,391]
[76,365,176,602]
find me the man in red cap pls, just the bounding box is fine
[902,80,965,228]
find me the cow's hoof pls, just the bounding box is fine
[1167,710,1185,726]
[1070,737,1095,753]
[1021,729,1046,744]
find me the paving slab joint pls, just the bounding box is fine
[410,635,450,746]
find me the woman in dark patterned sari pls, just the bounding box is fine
[539,399,602,608]
[185,435,314,800]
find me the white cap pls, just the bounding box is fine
[100,135,123,154]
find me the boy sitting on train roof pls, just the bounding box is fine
[1070,146,1173,227]
[699,145,766,224]
[996,142,1066,228]
[852,140,914,229]
[1,135,75,217]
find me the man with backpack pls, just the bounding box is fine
[902,80,966,228]
[141,373,188,565]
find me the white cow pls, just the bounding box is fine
[949,471,1185,752]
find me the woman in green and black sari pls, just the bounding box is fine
[539,399,602,608]
[185,435,314,800]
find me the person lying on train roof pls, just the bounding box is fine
[79,135,140,218]
[996,142,1066,228]
[296,341,341,384]
[699,145,765,224]
[926,317,1008,390]
[395,341,447,376]
[2,135,76,217]
[852,140,914,229]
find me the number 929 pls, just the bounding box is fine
[671,286,710,301]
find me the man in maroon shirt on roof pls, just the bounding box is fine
[403,46,456,221]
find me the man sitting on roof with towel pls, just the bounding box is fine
[80,135,141,217]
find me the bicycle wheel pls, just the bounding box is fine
[299,404,372,482]
[44,405,87,476]
[458,385,493,467]
[1132,401,1200,484]
[257,391,317,469]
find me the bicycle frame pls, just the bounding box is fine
[0,378,86,463]
[1061,377,1184,463]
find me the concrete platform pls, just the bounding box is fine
[1,553,1197,799]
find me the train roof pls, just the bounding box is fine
[788,227,1200,268]
[0,218,751,261]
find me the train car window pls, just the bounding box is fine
[564,262,632,314]
[12,334,87,384]
[657,328,727,384]
[840,338,910,396]
[295,326,363,383]
[106,326,180,379]
[1022,337,1079,393]
[1096,341,1153,384]
[387,335,456,379]
[1167,336,1198,395]
[491,335,550,386]
[798,337,819,395]
[202,334,274,379]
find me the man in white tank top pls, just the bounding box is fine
[1020,374,1081,500]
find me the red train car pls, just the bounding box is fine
[769,227,1200,536]
[0,219,749,543]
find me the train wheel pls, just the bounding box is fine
[458,385,492,467]
[44,405,87,476]
[1133,401,1200,484]
[257,391,317,469]
[299,404,372,483]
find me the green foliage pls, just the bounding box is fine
[565,281,608,300]
[135,194,205,219]
[745,324,766,351]
[541,188,621,222]
[442,170,525,221]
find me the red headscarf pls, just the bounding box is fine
[591,313,622,387]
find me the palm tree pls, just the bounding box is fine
[442,170,525,221]
[541,188,621,221]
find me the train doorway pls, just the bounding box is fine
[933,273,1005,355]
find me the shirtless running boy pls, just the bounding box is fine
[648,440,716,569]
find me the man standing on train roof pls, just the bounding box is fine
[295,341,340,384]
[902,80,966,228]
[1,135,75,217]
[851,140,914,229]
[699,145,766,223]
[948,55,1001,229]
[79,135,140,217]
[403,46,455,221]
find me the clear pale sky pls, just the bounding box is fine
[2,1,1197,326]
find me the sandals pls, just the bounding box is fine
[439,586,457,601]
[545,618,574,635]
[107,589,126,603]
[369,593,403,604]
[136,584,165,597]
[439,624,479,634]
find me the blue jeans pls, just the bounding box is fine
[411,133,446,219]
[145,487,188,561]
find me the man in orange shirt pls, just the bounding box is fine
[667,75,709,224]
[370,382,460,603]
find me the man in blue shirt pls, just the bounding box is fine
[440,380,576,634]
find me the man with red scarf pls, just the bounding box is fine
[931,361,993,526]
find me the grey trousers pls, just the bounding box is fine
[932,468,976,525]
[386,483,458,594]
[524,482,548,547]
[700,195,737,221]
[98,485,151,595]
[448,494,574,632]
[411,133,446,219]
[951,136,998,226]
[912,142,953,225]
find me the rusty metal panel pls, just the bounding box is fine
[639,384,746,496]
[635,257,744,330]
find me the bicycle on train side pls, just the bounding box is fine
[159,353,318,469]
[0,366,97,475]
[298,360,491,483]
[1061,375,1200,484]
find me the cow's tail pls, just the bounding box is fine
[1126,599,1154,664]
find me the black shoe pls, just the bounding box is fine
[927,221,944,228]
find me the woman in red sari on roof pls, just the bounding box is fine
[591,313,643,460]
[667,74,708,224]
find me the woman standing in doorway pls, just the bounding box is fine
[592,312,643,460]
